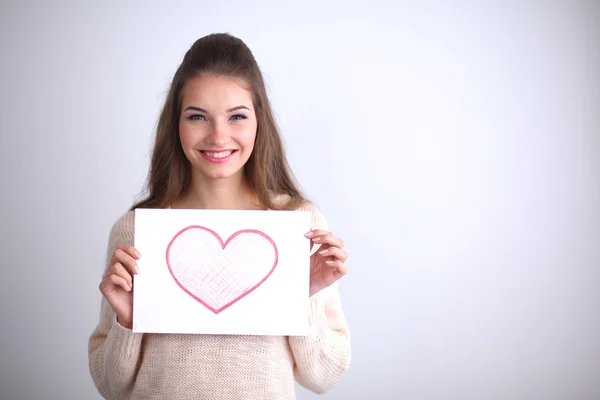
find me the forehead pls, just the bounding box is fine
[181,75,253,108]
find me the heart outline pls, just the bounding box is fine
[165,225,279,314]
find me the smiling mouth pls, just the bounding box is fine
[199,150,236,158]
[198,149,238,163]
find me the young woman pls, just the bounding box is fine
[88,33,350,399]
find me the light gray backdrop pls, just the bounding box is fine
[1,1,599,399]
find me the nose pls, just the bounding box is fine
[206,119,230,146]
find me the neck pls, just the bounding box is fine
[178,171,261,210]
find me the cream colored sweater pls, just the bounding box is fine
[88,201,351,399]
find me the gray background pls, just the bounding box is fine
[1,1,599,399]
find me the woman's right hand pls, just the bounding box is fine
[99,244,141,330]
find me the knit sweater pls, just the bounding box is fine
[88,200,351,400]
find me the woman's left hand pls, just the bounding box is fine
[306,229,348,297]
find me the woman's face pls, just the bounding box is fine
[179,74,257,182]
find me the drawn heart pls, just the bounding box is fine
[166,226,278,314]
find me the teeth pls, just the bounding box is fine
[203,151,233,158]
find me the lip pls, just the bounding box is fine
[197,149,237,164]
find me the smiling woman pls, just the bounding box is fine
[87,33,351,400]
[124,33,308,214]
[178,75,258,184]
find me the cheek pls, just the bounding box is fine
[237,123,257,148]
[178,122,195,147]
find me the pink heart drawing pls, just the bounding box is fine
[166,226,278,314]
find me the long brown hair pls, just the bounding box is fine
[130,33,306,211]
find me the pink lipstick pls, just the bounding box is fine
[198,149,237,163]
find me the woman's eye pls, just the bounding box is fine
[230,114,247,121]
[188,114,206,121]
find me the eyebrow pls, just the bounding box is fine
[183,105,251,113]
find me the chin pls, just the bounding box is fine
[207,173,235,180]
[198,166,245,181]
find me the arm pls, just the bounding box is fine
[88,211,144,399]
[288,282,351,394]
[288,204,351,394]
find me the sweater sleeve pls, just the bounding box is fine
[88,211,144,400]
[288,204,351,394]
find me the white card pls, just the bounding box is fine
[132,208,311,335]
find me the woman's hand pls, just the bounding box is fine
[306,230,348,297]
[98,244,141,329]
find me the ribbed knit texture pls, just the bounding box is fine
[88,199,351,399]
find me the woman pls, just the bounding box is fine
[88,33,350,399]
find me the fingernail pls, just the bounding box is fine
[135,263,140,274]
[312,237,321,242]
[135,250,141,258]
[305,231,314,238]
[319,249,328,255]
[326,260,334,264]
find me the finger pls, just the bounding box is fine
[325,259,344,268]
[110,262,133,288]
[306,229,325,252]
[311,232,344,249]
[305,229,330,238]
[117,243,142,259]
[334,264,348,279]
[110,273,132,292]
[113,247,139,275]
[318,246,348,262]
[111,244,141,265]
[325,259,347,278]
[101,273,131,292]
